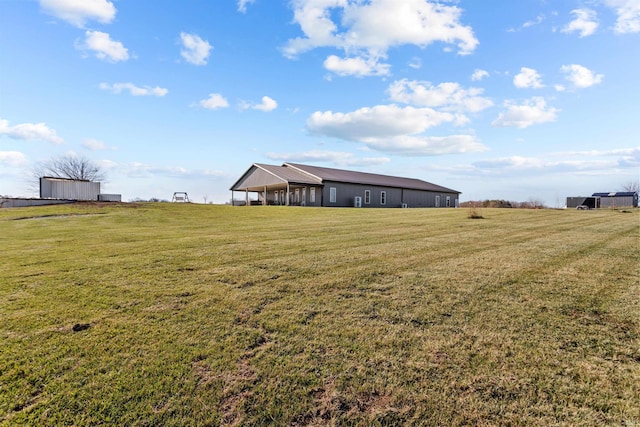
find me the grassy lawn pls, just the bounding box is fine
[1,203,638,426]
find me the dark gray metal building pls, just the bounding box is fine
[230,163,460,208]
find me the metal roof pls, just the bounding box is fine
[255,164,321,185]
[230,162,460,193]
[285,163,460,193]
[229,163,320,191]
[592,192,638,197]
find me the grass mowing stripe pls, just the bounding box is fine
[1,204,638,425]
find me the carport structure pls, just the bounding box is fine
[230,163,321,206]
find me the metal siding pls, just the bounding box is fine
[40,178,100,200]
[402,189,458,207]
[599,196,636,208]
[98,194,122,202]
[319,182,460,208]
[322,182,407,207]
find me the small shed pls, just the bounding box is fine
[592,192,638,208]
[40,177,100,201]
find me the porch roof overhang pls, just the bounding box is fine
[230,163,322,192]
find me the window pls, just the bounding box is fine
[310,187,316,203]
[364,190,371,204]
[302,187,306,205]
[274,191,279,204]
[330,187,337,203]
[446,196,451,207]
[295,188,300,203]
[435,195,440,208]
[380,191,386,205]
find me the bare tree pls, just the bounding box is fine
[621,180,640,193]
[34,155,106,182]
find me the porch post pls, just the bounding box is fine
[245,189,249,206]
[286,183,290,206]
[263,186,267,206]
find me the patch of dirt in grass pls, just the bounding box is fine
[219,358,258,426]
[295,377,409,425]
[192,359,217,385]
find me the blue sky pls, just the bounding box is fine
[1,0,638,205]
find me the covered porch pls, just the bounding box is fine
[230,183,315,206]
[229,163,322,206]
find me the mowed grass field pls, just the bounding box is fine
[1,203,638,426]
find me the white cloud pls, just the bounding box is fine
[308,104,456,140]
[77,30,129,62]
[0,151,27,167]
[508,14,545,32]
[323,54,390,77]
[471,69,489,81]
[99,82,168,97]
[471,147,640,174]
[0,117,64,144]
[605,0,640,34]
[306,104,487,155]
[180,32,212,66]
[361,134,488,156]
[560,64,603,88]
[387,79,493,113]
[40,0,116,27]
[284,0,478,77]
[522,15,545,29]
[198,93,229,110]
[237,0,255,13]
[266,150,390,167]
[82,138,117,151]
[492,97,559,128]
[408,57,422,69]
[244,96,278,112]
[513,67,544,89]
[82,138,106,150]
[562,9,599,37]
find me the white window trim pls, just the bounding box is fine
[310,187,316,203]
[364,190,371,204]
[330,187,337,203]
[380,191,386,205]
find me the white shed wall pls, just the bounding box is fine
[40,178,100,201]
